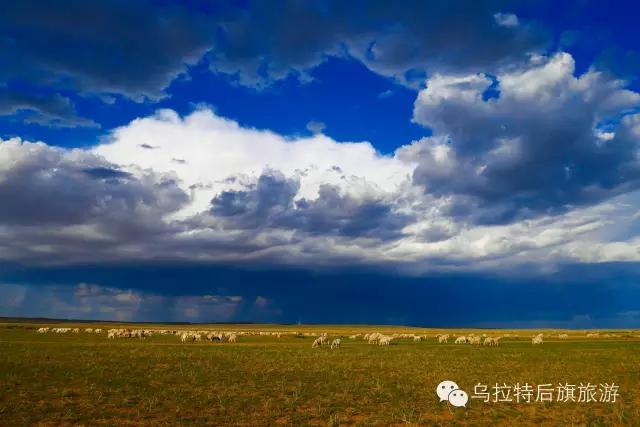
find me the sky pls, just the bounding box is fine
[1,0,640,327]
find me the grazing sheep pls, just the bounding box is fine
[228,334,237,343]
[37,327,49,334]
[468,336,481,345]
[367,333,383,344]
[413,335,422,342]
[558,333,568,339]
[206,332,222,342]
[312,337,323,348]
[532,335,543,345]
[378,336,391,346]
[483,336,501,346]
[180,332,201,343]
[437,334,449,343]
[455,336,468,344]
[331,338,341,349]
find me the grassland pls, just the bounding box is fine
[1,322,639,426]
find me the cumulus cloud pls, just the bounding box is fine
[208,0,548,88]
[0,89,97,128]
[306,121,326,134]
[494,13,519,28]
[409,52,640,224]
[0,0,548,118]
[0,137,188,263]
[0,0,552,132]
[210,170,411,240]
[0,0,214,101]
[94,108,412,217]
[1,101,639,272]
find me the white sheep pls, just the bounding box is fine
[206,332,222,342]
[483,336,501,346]
[367,333,383,344]
[378,336,391,346]
[181,332,200,343]
[532,335,543,345]
[330,338,341,349]
[437,334,449,343]
[468,336,481,345]
[455,336,468,344]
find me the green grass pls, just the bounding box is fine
[1,323,639,426]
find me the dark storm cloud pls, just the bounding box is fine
[211,170,411,240]
[0,88,97,128]
[2,262,640,327]
[82,166,132,180]
[208,0,549,87]
[0,0,549,125]
[0,0,216,101]
[406,53,640,224]
[0,140,189,265]
[0,141,187,227]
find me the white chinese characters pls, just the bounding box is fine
[471,382,619,404]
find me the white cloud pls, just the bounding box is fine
[1,69,640,273]
[410,52,640,223]
[494,13,519,28]
[306,120,326,133]
[95,108,414,218]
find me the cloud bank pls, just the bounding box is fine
[0,0,548,125]
[1,52,639,275]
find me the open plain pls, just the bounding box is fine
[1,321,639,426]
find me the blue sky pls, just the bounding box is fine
[1,0,640,326]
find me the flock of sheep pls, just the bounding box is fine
[311,331,544,348]
[36,326,283,344]
[311,334,341,349]
[37,327,102,334]
[106,328,243,343]
[34,327,626,348]
[438,333,501,345]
